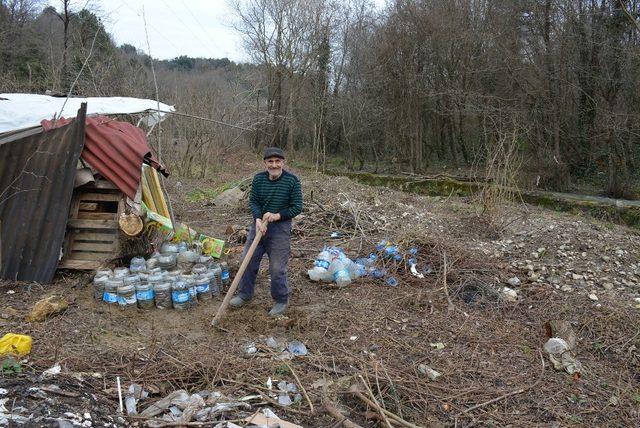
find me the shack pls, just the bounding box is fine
[0,94,175,283]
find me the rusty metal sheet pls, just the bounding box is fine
[0,105,86,283]
[42,116,166,199]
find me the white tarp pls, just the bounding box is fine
[0,93,175,133]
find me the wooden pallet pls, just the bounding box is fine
[59,180,123,270]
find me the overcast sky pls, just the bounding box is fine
[44,1,386,63]
[56,0,250,62]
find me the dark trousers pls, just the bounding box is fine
[237,219,291,303]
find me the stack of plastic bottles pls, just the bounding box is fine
[91,241,231,311]
[307,246,365,287]
[308,240,432,288]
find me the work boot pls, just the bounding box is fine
[268,302,288,317]
[230,296,249,308]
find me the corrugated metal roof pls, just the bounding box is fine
[42,116,165,199]
[0,105,86,283]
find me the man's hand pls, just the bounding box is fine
[255,218,268,235]
[262,212,281,223]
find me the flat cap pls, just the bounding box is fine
[263,147,285,159]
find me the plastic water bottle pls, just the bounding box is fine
[375,240,387,251]
[309,249,332,281]
[386,277,398,287]
[372,269,385,279]
[130,257,146,273]
[220,262,230,289]
[330,259,351,287]
[384,246,399,259]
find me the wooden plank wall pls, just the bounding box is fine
[59,180,123,270]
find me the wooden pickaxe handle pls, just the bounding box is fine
[211,229,263,326]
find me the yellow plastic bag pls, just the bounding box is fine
[0,333,33,357]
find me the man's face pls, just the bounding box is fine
[264,156,285,178]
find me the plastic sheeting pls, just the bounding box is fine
[0,93,175,133]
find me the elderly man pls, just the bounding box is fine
[229,147,303,316]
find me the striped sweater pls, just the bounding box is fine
[249,170,303,221]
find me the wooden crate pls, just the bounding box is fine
[59,180,123,270]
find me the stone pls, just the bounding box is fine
[588,293,599,301]
[602,282,613,290]
[502,287,518,302]
[507,277,521,287]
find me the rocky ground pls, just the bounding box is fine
[1,151,639,427]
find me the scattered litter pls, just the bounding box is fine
[418,364,442,380]
[140,390,189,417]
[350,336,358,341]
[278,394,292,406]
[543,337,582,375]
[588,293,599,301]
[543,338,569,354]
[180,393,205,422]
[244,342,257,355]
[429,342,446,350]
[266,377,273,390]
[124,383,148,415]
[25,295,68,322]
[244,409,303,428]
[265,336,286,351]
[0,333,32,357]
[410,263,424,278]
[0,389,7,395]
[43,363,62,377]
[287,340,308,356]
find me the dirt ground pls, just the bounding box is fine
[1,150,639,427]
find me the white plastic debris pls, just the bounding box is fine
[543,338,570,354]
[140,390,189,417]
[588,293,599,301]
[278,394,292,406]
[417,364,442,381]
[244,343,257,355]
[180,393,205,422]
[543,337,582,375]
[287,340,308,356]
[410,263,425,279]
[43,364,62,376]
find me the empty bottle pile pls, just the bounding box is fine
[307,240,433,287]
[92,241,231,310]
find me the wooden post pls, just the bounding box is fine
[211,230,263,327]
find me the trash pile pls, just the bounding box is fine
[126,385,301,427]
[308,240,432,287]
[92,241,230,310]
